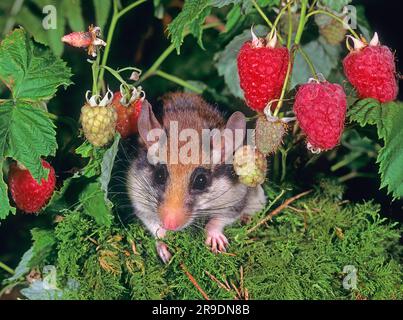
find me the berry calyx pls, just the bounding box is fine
[8,160,56,214]
[343,32,398,103]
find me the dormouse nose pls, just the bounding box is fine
[160,207,187,231]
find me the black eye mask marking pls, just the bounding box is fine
[153,164,168,186]
[189,167,211,193]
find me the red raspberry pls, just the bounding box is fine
[343,33,398,103]
[294,80,347,152]
[112,90,143,139]
[237,31,290,112]
[8,160,56,213]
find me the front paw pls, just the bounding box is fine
[156,241,172,264]
[205,231,229,253]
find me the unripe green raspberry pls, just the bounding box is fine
[80,103,117,147]
[233,145,267,187]
[255,115,287,155]
[315,14,346,45]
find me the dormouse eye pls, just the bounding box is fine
[191,167,210,191]
[154,165,168,185]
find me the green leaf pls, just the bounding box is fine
[6,229,56,283]
[291,36,341,89]
[14,7,49,47]
[215,25,268,99]
[167,0,211,53]
[0,29,69,219]
[319,0,352,12]
[32,0,66,56]
[0,100,57,181]
[6,247,33,283]
[30,228,56,267]
[79,182,113,227]
[224,5,242,33]
[347,98,382,128]
[21,277,64,300]
[63,0,85,31]
[93,0,112,31]
[257,0,281,7]
[0,174,14,219]
[0,28,72,100]
[76,140,106,177]
[100,134,120,201]
[211,0,242,7]
[349,99,403,199]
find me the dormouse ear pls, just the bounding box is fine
[212,111,246,163]
[138,99,163,148]
[225,111,246,151]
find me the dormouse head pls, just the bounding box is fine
[133,98,247,231]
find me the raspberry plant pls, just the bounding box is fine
[0,0,402,300]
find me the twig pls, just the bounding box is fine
[180,263,210,300]
[240,266,244,298]
[247,190,312,234]
[230,281,241,299]
[205,271,231,292]
[288,205,305,213]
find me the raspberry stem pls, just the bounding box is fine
[0,261,15,275]
[294,0,308,45]
[272,46,295,117]
[154,70,203,94]
[286,3,293,49]
[97,0,147,91]
[298,46,317,79]
[251,0,284,44]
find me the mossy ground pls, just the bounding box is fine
[48,183,402,300]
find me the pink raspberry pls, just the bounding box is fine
[294,81,347,152]
[237,30,290,112]
[343,32,398,103]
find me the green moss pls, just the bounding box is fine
[50,189,402,300]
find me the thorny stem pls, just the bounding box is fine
[306,9,360,39]
[97,0,147,90]
[247,190,312,234]
[154,70,203,94]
